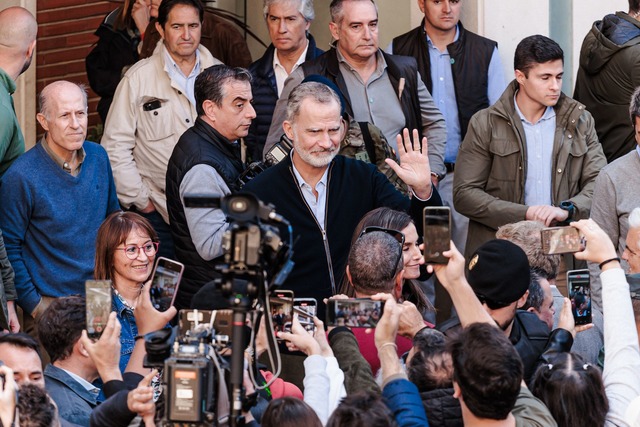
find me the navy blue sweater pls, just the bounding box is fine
[0,141,120,313]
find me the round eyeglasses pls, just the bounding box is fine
[116,242,160,260]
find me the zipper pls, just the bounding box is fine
[288,163,336,295]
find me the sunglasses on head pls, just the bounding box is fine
[358,226,405,278]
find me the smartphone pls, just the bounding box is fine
[85,280,112,339]
[567,269,592,325]
[423,207,451,264]
[291,298,317,334]
[143,99,161,111]
[269,290,294,338]
[541,226,582,254]
[326,298,384,328]
[150,257,184,312]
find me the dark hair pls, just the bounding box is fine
[449,323,523,420]
[514,35,563,77]
[531,352,608,427]
[326,391,398,427]
[17,383,57,427]
[342,207,432,314]
[158,0,204,28]
[94,211,158,283]
[522,269,545,312]
[37,296,85,363]
[631,0,640,14]
[407,328,453,391]
[195,65,252,116]
[261,397,323,427]
[113,0,138,31]
[347,231,403,293]
[0,332,41,356]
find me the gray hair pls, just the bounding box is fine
[285,81,341,123]
[496,220,560,280]
[38,81,88,120]
[263,0,315,21]
[329,0,377,24]
[347,231,403,294]
[630,207,640,229]
[630,86,640,126]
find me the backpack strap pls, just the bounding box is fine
[358,121,377,164]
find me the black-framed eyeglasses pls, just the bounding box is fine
[358,226,405,278]
[116,241,160,260]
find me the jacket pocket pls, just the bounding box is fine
[488,138,520,182]
[137,98,174,142]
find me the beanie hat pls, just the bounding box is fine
[467,239,530,307]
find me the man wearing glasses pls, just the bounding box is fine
[243,81,442,316]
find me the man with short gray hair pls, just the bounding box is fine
[589,86,640,310]
[244,80,442,314]
[246,0,324,162]
[264,0,447,178]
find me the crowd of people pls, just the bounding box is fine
[1,0,640,425]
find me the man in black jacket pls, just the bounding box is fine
[246,0,324,162]
[166,65,255,309]
[244,80,442,316]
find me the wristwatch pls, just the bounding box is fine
[559,201,576,221]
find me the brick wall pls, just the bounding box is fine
[36,0,114,134]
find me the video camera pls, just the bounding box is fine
[234,135,293,189]
[146,193,294,427]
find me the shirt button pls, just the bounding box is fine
[186,119,190,123]
[439,77,444,81]
[557,168,562,173]
[568,134,572,139]
[153,111,158,116]
[369,98,373,104]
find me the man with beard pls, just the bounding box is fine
[243,81,442,316]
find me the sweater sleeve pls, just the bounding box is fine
[0,228,15,301]
[324,356,347,417]
[601,268,640,426]
[382,378,430,427]
[303,354,331,425]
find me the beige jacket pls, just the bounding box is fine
[102,43,221,223]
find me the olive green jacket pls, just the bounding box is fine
[453,80,607,258]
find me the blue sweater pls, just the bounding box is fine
[0,141,120,314]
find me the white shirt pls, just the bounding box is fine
[290,150,329,231]
[164,49,201,106]
[273,42,309,97]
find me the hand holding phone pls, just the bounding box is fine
[292,298,317,334]
[150,257,184,312]
[423,207,451,264]
[85,280,112,339]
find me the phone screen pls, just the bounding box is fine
[568,269,592,325]
[150,257,184,312]
[293,298,317,334]
[85,280,112,339]
[270,291,294,338]
[423,207,451,264]
[326,299,384,328]
[541,227,582,254]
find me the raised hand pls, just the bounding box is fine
[385,128,433,200]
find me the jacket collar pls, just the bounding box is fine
[193,117,243,161]
[44,364,100,405]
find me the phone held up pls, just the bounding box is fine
[423,206,451,264]
[149,257,185,312]
[85,280,112,339]
[567,269,592,325]
[541,226,583,255]
[326,298,384,328]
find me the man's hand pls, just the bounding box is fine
[397,301,426,339]
[0,364,18,427]
[134,281,177,335]
[277,314,320,356]
[571,219,618,266]
[6,300,19,332]
[139,200,156,214]
[372,293,401,350]
[386,128,433,200]
[525,205,568,226]
[80,311,122,382]
[128,369,157,423]
[429,241,466,290]
[556,297,592,338]
[131,0,151,35]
